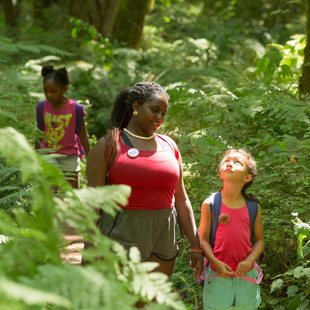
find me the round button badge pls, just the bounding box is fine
[127,148,139,158]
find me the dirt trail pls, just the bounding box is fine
[61,234,84,265]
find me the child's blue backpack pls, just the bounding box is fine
[36,99,85,157]
[198,191,259,285]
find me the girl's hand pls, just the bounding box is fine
[235,259,253,277]
[214,261,234,278]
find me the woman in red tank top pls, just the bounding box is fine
[87,81,203,277]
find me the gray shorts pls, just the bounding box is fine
[98,208,179,260]
[45,154,80,172]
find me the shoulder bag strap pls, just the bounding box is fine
[210,191,222,248]
[245,198,259,245]
[120,131,135,148]
[74,101,84,134]
[36,101,45,131]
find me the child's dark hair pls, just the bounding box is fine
[41,65,69,87]
[104,81,169,172]
[220,148,258,202]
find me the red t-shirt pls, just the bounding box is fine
[211,203,253,272]
[39,99,80,155]
[108,134,180,210]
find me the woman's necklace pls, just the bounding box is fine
[123,128,155,140]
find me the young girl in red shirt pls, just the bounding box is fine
[199,149,264,309]
[36,66,89,189]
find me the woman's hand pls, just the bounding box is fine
[190,253,204,278]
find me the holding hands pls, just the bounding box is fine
[189,251,204,278]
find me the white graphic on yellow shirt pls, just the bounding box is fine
[44,112,72,148]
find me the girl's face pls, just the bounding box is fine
[133,94,168,135]
[219,152,252,183]
[43,79,67,106]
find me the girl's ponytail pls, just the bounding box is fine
[41,65,54,77]
[56,67,69,86]
[41,65,69,86]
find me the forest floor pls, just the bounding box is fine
[61,234,84,265]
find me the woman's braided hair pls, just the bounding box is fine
[104,81,169,173]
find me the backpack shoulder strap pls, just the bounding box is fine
[36,100,45,131]
[245,198,259,245]
[209,191,222,248]
[120,131,135,148]
[74,100,84,134]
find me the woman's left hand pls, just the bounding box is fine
[190,253,204,278]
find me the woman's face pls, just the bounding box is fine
[133,94,168,135]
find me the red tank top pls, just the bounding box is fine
[108,134,180,210]
[211,203,253,271]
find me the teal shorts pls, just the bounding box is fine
[203,266,261,310]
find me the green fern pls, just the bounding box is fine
[0,127,186,309]
[0,37,72,59]
[0,163,31,214]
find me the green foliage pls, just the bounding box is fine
[268,215,309,310]
[293,215,310,259]
[256,34,306,95]
[0,1,309,308]
[0,127,186,309]
[0,161,31,214]
[0,37,72,64]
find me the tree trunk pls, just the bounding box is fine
[112,0,149,48]
[32,0,60,28]
[0,0,20,28]
[200,0,232,16]
[68,0,120,37]
[299,0,310,96]
[33,0,57,19]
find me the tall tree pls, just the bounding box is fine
[68,0,120,37]
[0,0,21,30]
[299,0,310,96]
[33,0,58,20]
[112,0,150,48]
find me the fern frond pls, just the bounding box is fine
[0,161,32,213]
[0,276,71,308]
[114,247,186,310]
[19,265,135,309]
[0,37,72,58]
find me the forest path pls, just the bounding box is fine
[61,234,84,265]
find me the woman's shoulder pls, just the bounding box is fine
[157,134,179,157]
[92,135,105,147]
[88,137,106,159]
[157,134,178,148]
[93,129,120,153]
